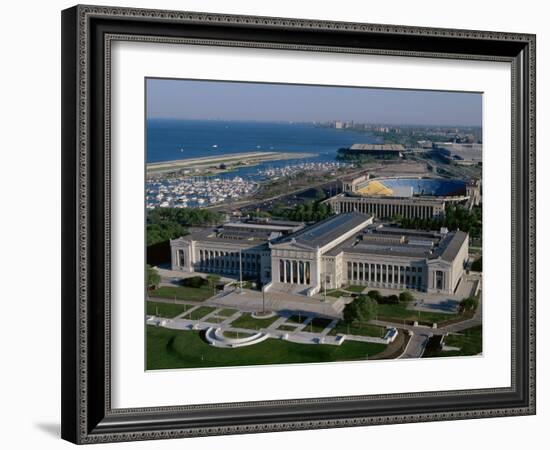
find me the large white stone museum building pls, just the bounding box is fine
[170,212,469,297]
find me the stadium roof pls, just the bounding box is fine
[349,144,405,151]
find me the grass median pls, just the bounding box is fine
[376,302,460,325]
[423,326,482,358]
[229,313,280,330]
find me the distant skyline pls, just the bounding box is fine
[146,78,482,127]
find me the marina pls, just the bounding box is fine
[258,161,354,179]
[146,176,258,209]
[146,160,357,209]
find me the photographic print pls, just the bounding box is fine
[145,78,483,370]
[61,7,536,441]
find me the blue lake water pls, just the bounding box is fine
[146,119,379,179]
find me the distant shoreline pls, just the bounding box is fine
[146,151,316,174]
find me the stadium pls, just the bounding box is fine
[356,177,468,198]
[325,175,480,220]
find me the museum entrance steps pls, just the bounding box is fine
[270,283,310,296]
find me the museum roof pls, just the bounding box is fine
[437,230,468,262]
[323,226,468,261]
[176,226,272,247]
[282,212,372,249]
[223,222,302,232]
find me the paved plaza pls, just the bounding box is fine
[205,289,347,318]
[148,266,481,359]
[147,304,392,347]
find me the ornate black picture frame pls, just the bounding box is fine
[61,4,536,444]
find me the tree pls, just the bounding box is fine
[342,295,378,325]
[394,203,482,240]
[146,265,161,289]
[272,200,333,222]
[181,276,207,288]
[206,274,221,293]
[314,187,326,201]
[399,291,415,303]
[146,207,224,246]
[367,290,382,302]
[146,222,188,246]
[251,211,271,219]
[359,296,378,323]
[471,256,482,272]
[459,296,479,313]
[343,299,359,325]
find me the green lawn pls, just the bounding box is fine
[186,306,216,320]
[345,285,366,293]
[439,326,482,357]
[376,303,461,324]
[304,317,334,333]
[286,314,309,325]
[146,301,190,318]
[229,313,280,330]
[326,290,347,298]
[277,324,298,332]
[222,330,253,339]
[204,316,226,324]
[149,285,214,302]
[241,281,260,290]
[217,308,238,317]
[329,321,386,338]
[146,326,386,369]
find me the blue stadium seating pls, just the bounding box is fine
[380,178,466,196]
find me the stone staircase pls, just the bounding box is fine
[270,283,310,296]
[331,297,348,314]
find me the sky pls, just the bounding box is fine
[146,78,482,127]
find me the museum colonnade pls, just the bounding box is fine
[277,259,311,285]
[346,261,424,289]
[196,249,260,275]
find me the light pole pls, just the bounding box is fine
[323,274,327,303]
[239,250,243,293]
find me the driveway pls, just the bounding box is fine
[399,331,431,358]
